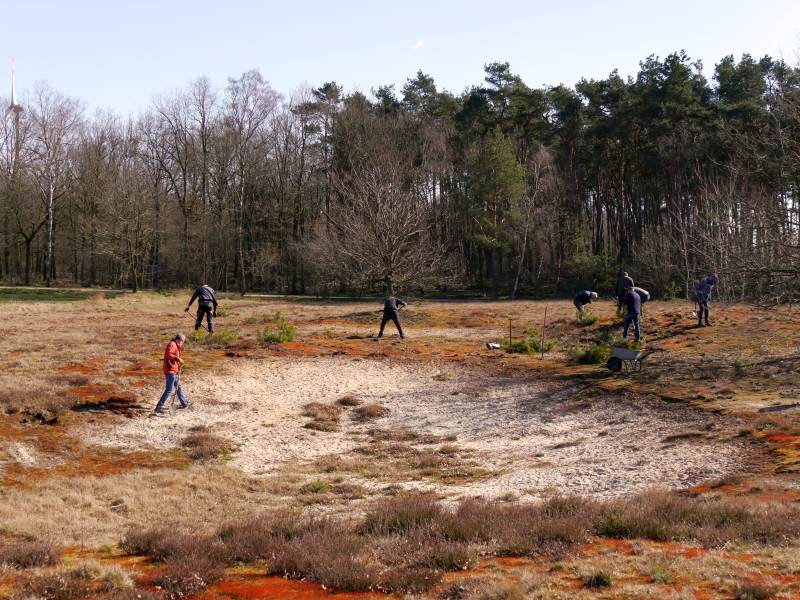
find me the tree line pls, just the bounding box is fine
[1,51,799,301]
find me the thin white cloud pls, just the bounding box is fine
[411,40,424,50]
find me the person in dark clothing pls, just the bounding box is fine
[622,286,641,341]
[378,296,407,339]
[632,286,650,316]
[573,290,599,316]
[633,286,650,304]
[693,275,718,327]
[185,284,218,333]
[616,271,635,311]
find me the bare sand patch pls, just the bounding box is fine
[84,356,752,498]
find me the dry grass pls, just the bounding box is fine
[266,518,378,592]
[0,465,267,546]
[12,560,135,600]
[302,401,343,432]
[13,570,90,600]
[152,555,224,598]
[0,538,58,568]
[336,393,363,407]
[347,440,490,485]
[734,583,777,600]
[302,402,342,421]
[367,427,455,444]
[216,510,304,562]
[113,488,800,594]
[123,525,226,597]
[353,403,390,422]
[180,427,230,460]
[122,526,224,563]
[0,385,78,424]
[597,491,800,545]
[583,570,613,589]
[303,419,340,432]
[439,574,533,600]
[361,493,445,535]
[69,560,134,593]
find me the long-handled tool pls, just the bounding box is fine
[168,365,182,416]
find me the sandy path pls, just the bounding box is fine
[83,356,752,498]
[84,357,446,473]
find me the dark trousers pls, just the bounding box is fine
[195,304,214,332]
[623,312,641,341]
[697,300,709,325]
[378,310,404,338]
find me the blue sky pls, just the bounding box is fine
[2,0,799,114]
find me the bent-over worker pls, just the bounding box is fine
[378,296,407,339]
[573,290,599,316]
[693,275,719,327]
[622,286,642,342]
[185,284,218,333]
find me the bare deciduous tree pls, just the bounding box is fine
[27,83,82,286]
[315,115,457,294]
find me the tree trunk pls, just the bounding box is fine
[24,237,32,286]
[490,248,499,300]
[238,204,246,296]
[45,183,55,287]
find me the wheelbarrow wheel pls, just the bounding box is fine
[607,356,623,372]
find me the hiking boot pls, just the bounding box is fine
[177,402,191,410]
[153,410,167,418]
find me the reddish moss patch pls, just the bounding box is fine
[59,357,108,375]
[580,537,637,556]
[763,432,800,445]
[202,575,392,599]
[2,447,189,488]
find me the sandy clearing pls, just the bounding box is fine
[84,356,752,498]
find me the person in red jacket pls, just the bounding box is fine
[154,333,189,415]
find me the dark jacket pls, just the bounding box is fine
[189,285,218,309]
[573,290,593,306]
[633,287,650,303]
[623,289,641,314]
[616,274,634,297]
[693,276,718,303]
[383,297,407,313]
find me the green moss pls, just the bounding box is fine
[505,334,555,355]
[575,313,599,326]
[569,343,611,364]
[260,313,296,343]
[189,327,237,347]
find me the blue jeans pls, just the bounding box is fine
[155,373,187,411]
[623,313,640,341]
